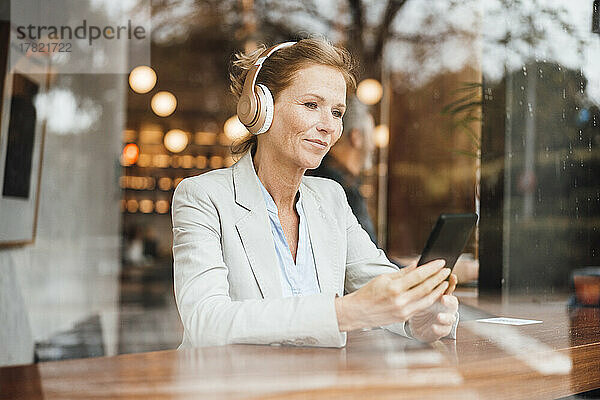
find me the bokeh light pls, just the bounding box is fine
[139,199,154,214]
[152,154,170,168]
[126,199,139,213]
[164,129,188,153]
[210,155,223,169]
[151,91,177,117]
[155,200,170,214]
[121,143,139,165]
[224,115,249,140]
[129,66,157,94]
[158,177,172,191]
[196,155,208,169]
[374,124,389,148]
[357,79,383,105]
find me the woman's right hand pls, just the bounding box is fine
[334,259,451,332]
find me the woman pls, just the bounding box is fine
[172,38,459,348]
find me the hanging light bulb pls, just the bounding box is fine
[151,91,177,117]
[139,199,154,213]
[126,199,139,213]
[357,78,383,105]
[129,66,157,94]
[155,200,170,214]
[374,124,389,148]
[164,129,188,153]
[121,143,139,165]
[223,115,249,140]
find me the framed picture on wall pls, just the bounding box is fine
[0,23,50,247]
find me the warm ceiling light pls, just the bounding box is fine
[155,200,170,214]
[374,124,389,148]
[139,127,163,144]
[181,155,195,169]
[131,177,141,189]
[196,155,207,169]
[152,154,170,168]
[137,153,151,167]
[224,115,249,140]
[357,78,383,105]
[195,131,217,145]
[210,156,223,169]
[126,199,139,213]
[146,177,156,190]
[158,177,172,191]
[139,199,154,214]
[122,143,139,165]
[171,155,182,168]
[129,66,157,94]
[151,91,177,117]
[164,129,188,153]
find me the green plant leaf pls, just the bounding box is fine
[457,121,481,147]
[446,100,483,115]
[450,149,479,159]
[452,82,482,92]
[441,92,480,114]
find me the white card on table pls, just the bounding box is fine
[476,317,543,326]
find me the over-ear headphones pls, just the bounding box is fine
[237,42,296,135]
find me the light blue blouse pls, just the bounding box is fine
[257,179,321,297]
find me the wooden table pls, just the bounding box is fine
[2,292,600,399]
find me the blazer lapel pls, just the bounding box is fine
[300,181,341,296]
[232,152,282,299]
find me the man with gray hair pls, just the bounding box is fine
[308,96,377,243]
[310,97,480,282]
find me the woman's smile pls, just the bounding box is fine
[303,138,329,150]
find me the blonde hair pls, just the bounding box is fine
[229,37,358,155]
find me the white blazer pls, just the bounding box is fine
[172,150,412,348]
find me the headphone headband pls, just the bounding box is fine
[254,42,296,66]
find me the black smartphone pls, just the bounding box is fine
[417,213,478,278]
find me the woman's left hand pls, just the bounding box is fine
[407,273,459,342]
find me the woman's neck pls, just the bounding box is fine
[253,147,304,213]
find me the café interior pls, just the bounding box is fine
[1,0,599,398]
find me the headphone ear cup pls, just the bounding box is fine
[254,84,274,135]
[237,93,255,127]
